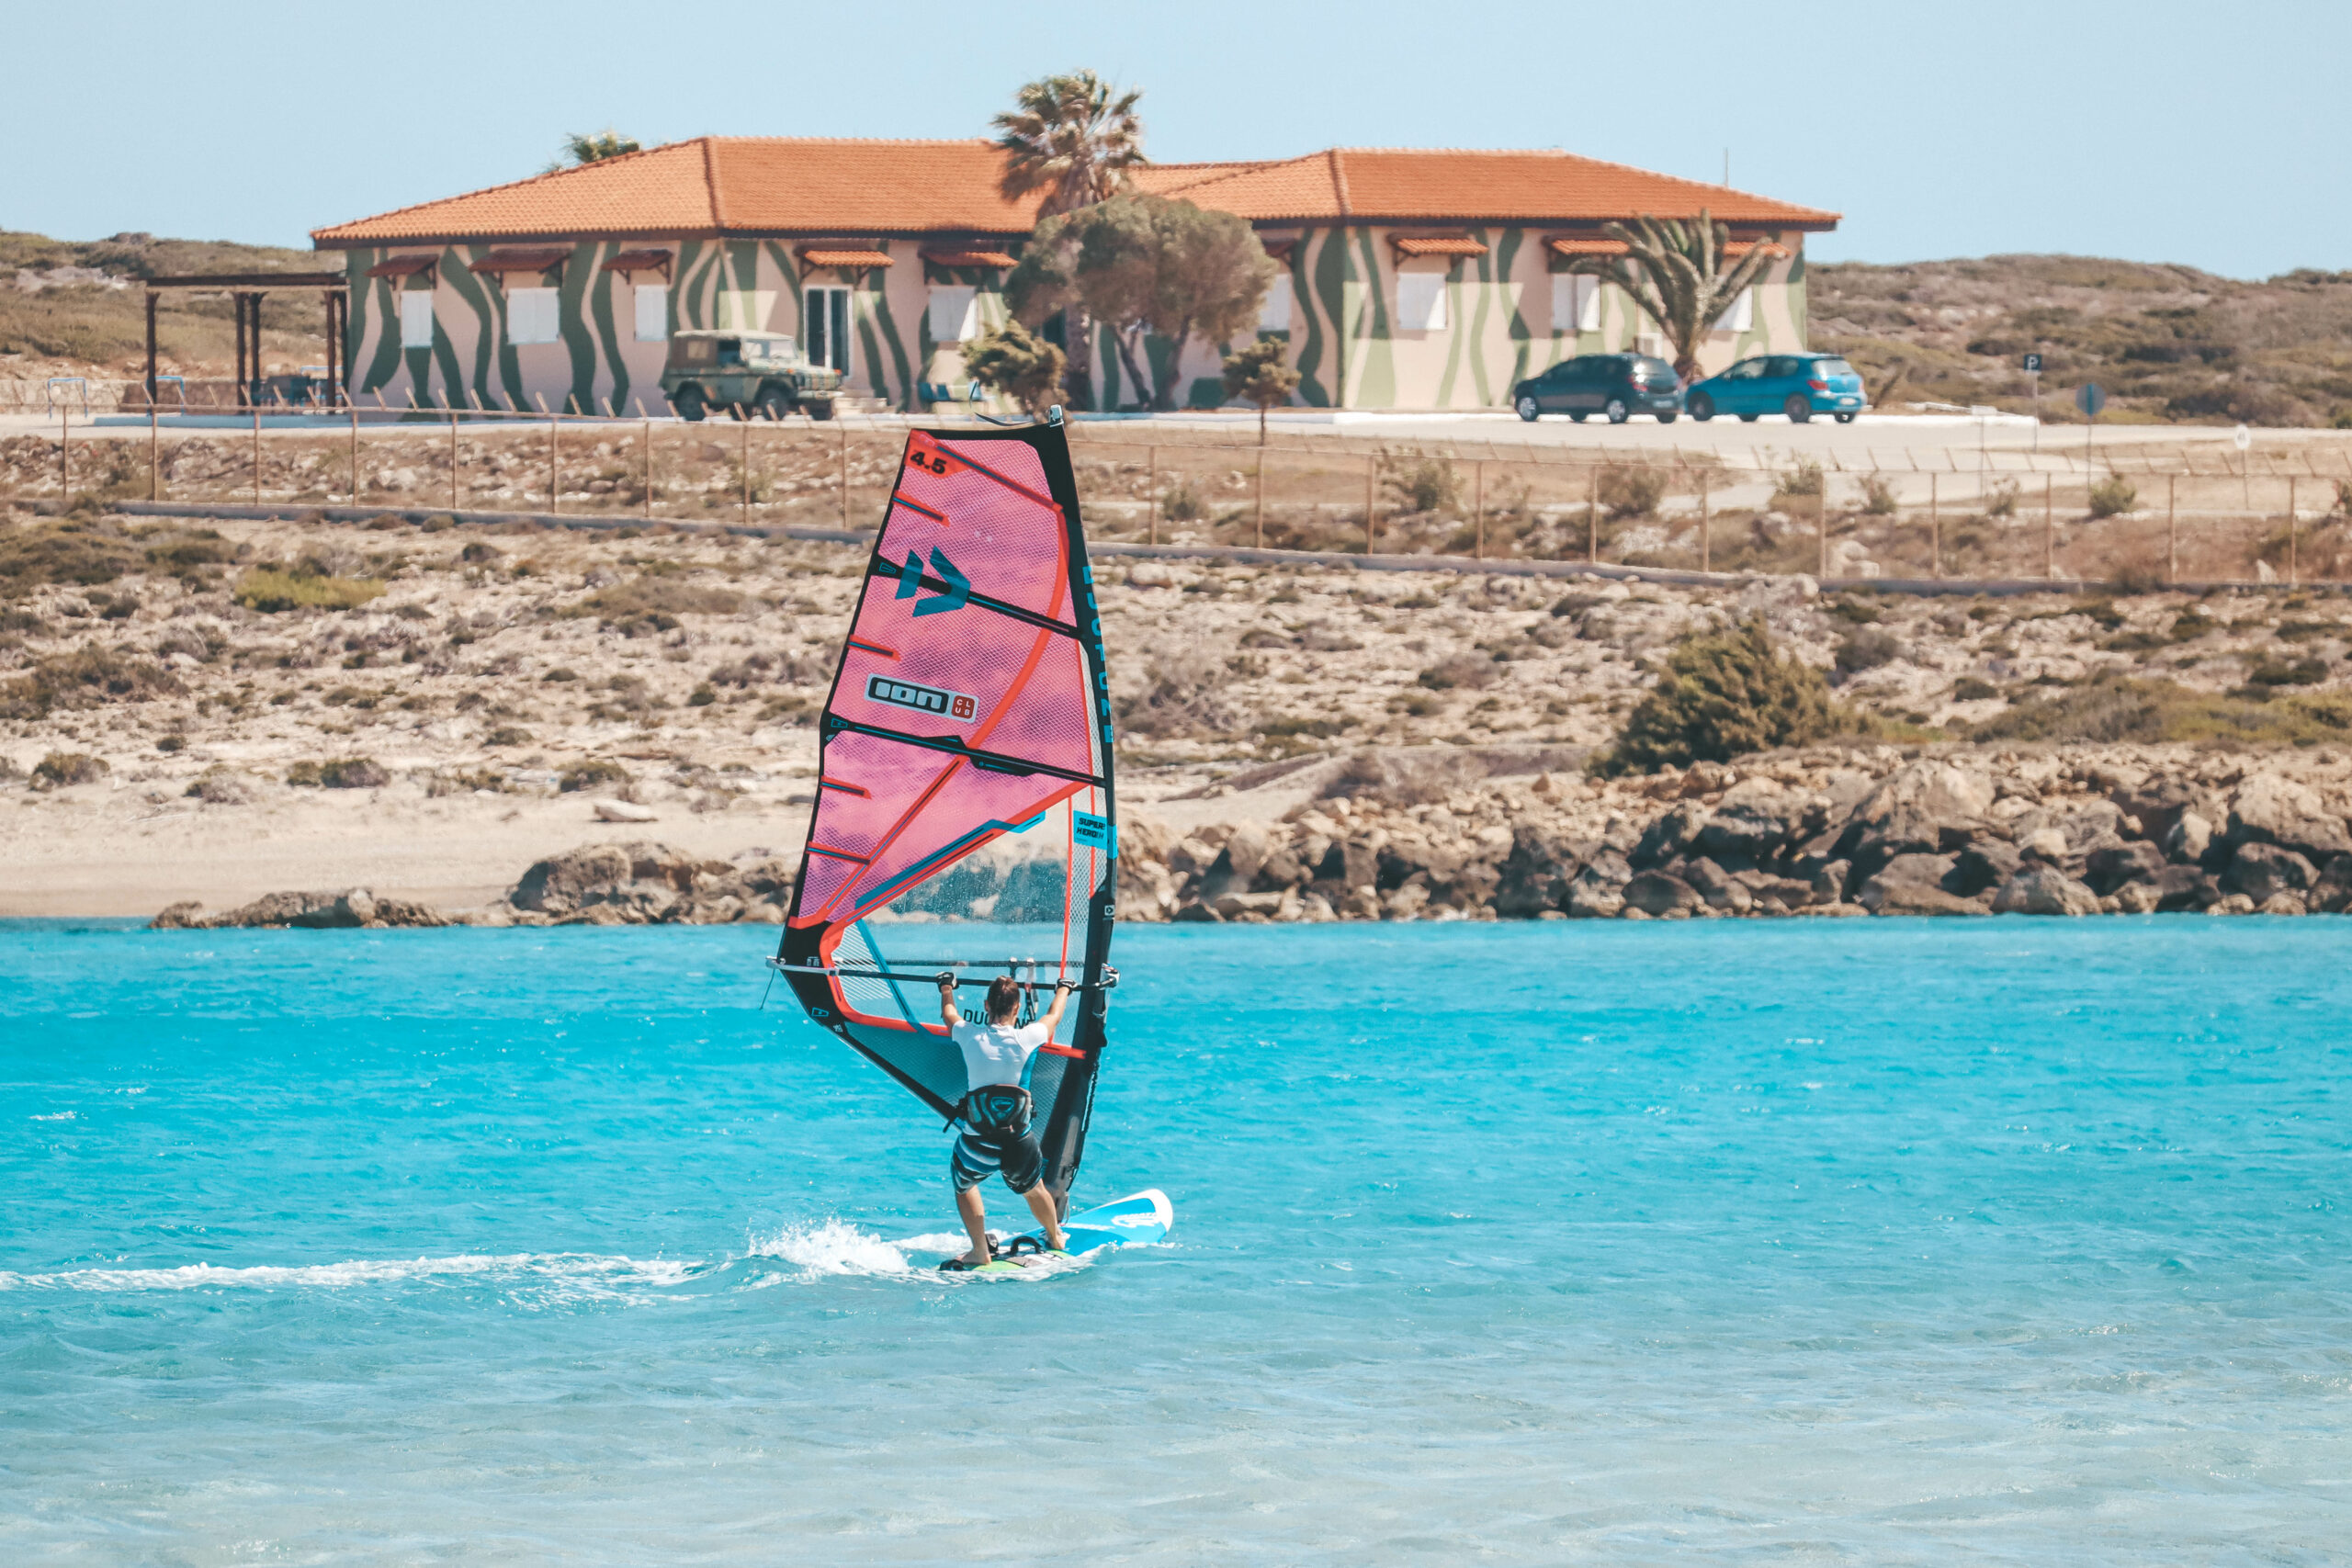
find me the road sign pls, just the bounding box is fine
[2022,353,2043,373]
[2233,423,2252,450]
[2075,383,2106,418]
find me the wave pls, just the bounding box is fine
[743,1220,966,1277]
[0,1251,699,1301]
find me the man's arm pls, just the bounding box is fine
[1035,980,1075,1036]
[937,974,962,1028]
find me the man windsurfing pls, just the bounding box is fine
[935,974,1072,1270]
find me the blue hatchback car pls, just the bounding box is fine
[1683,353,1867,423]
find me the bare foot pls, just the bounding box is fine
[960,1248,991,1268]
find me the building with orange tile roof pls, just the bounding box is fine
[311,138,1837,415]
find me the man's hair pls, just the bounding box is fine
[985,976,1023,1022]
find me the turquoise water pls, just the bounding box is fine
[4,920,2348,1564]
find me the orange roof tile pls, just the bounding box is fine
[314,138,1046,246]
[1546,237,1630,256]
[797,247,893,269]
[1136,148,1837,230]
[1393,233,1489,257]
[921,248,1018,268]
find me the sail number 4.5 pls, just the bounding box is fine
[865,672,977,723]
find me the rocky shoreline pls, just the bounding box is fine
[148,740,2352,929]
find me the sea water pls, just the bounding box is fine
[2,920,2347,1565]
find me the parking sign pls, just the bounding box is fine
[2022,353,2042,373]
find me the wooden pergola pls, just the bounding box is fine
[142,271,348,410]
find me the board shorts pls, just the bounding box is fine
[952,1126,1044,1195]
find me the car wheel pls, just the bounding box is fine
[1834,412,1857,424]
[1783,394,1812,424]
[1605,398,1630,424]
[754,386,791,421]
[1737,413,1759,423]
[673,384,707,423]
[1657,411,1678,424]
[805,397,836,423]
[1689,393,1715,422]
[1515,395,1541,423]
[1567,412,1588,423]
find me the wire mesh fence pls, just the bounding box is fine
[6,401,2352,587]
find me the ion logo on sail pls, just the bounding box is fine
[864,672,977,723]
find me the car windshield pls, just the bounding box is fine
[1634,358,1678,383]
[1815,357,1855,378]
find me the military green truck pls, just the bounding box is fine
[659,330,841,421]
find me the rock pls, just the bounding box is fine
[2020,827,2070,863]
[1841,761,1996,880]
[158,886,447,930]
[2084,840,2165,897]
[1623,870,1702,916]
[594,798,659,823]
[151,900,207,930]
[2257,891,2309,917]
[2146,864,2216,912]
[2222,841,2315,905]
[1696,777,1801,861]
[1678,857,1752,913]
[1950,840,2024,897]
[1564,875,1626,919]
[1991,865,2101,916]
[2012,798,2128,858]
[2227,773,2352,864]
[1860,853,1986,916]
[2206,893,2256,916]
[2109,776,2199,847]
[1632,801,1712,869]
[2165,810,2213,865]
[1170,899,1221,922]
[2311,854,2352,914]
[2112,881,2162,915]
[509,840,702,919]
[1811,859,1853,905]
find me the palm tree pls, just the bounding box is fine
[991,72,1147,217]
[993,72,1146,410]
[1564,210,1783,382]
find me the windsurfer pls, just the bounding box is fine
[938,974,1072,1269]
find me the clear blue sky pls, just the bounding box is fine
[12,1,2347,278]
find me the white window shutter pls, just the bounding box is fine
[1396,273,1447,333]
[506,288,559,345]
[1577,277,1601,333]
[635,286,668,342]
[1551,276,1574,334]
[927,285,978,342]
[1258,274,1293,333]
[399,291,435,349]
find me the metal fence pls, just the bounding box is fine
[8,398,2352,589]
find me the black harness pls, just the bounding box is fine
[951,1083,1033,1136]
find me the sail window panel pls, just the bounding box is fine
[505,288,560,345]
[1258,274,1293,333]
[634,285,669,342]
[927,285,978,343]
[1395,272,1448,333]
[399,290,436,349]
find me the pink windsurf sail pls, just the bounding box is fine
[775,417,1115,1209]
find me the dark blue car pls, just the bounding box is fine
[1684,353,1867,423]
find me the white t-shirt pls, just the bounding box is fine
[950,1019,1050,1091]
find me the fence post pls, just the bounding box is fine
[1148,446,1159,545]
[1817,482,1828,578]
[2289,475,2299,588]
[548,415,559,514]
[839,423,850,530]
[1365,457,1377,555]
[1697,470,1709,574]
[449,404,459,513]
[58,406,69,501]
[741,417,752,526]
[150,400,160,502]
[1473,459,1486,559]
[1587,466,1598,565]
[1929,472,1939,578]
[253,404,263,507]
[644,418,654,523]
[2044,473,2054,581]
[1253,454,1265,548]
[348,404,358,504]
[2167,473,2177,584]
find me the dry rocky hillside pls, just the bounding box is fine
[6,502,2352,924]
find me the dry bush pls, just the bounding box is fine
[1115,650,1238,739]
[1319,748,1492,806]
[1416,652,1501,691]
[32,751,107,788]
[287,757,389,789]
[1599,466,1667,520]
[0,646,183,719]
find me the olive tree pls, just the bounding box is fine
[962,321,1068,417]
[1010,194,1274,411]
[1222,339,1301,441]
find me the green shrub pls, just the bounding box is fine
[687,684,718,707]
[32,750,107,788]
[0,520,138,601]
[558,759,631,794]
[1971,673,2352,745]
[1772,457,1824,500]
[2245,657,2328,688]
[482,726,533,746]
[1835,626,1904,677]
[1598,466,1667,520]
[1859,474,1898,515]
[570,576,742,635]
[0,647,183,719]
[234,568,384,614]
[1984,479,2019,519]
[1952,676,1999,701]
[1159,478,1204,523]
[2087,477,2138,518]
[288,757,389,788]
[1417,653,1499,691]
[1590,616,1837,775]
[1379,450,1461,515]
